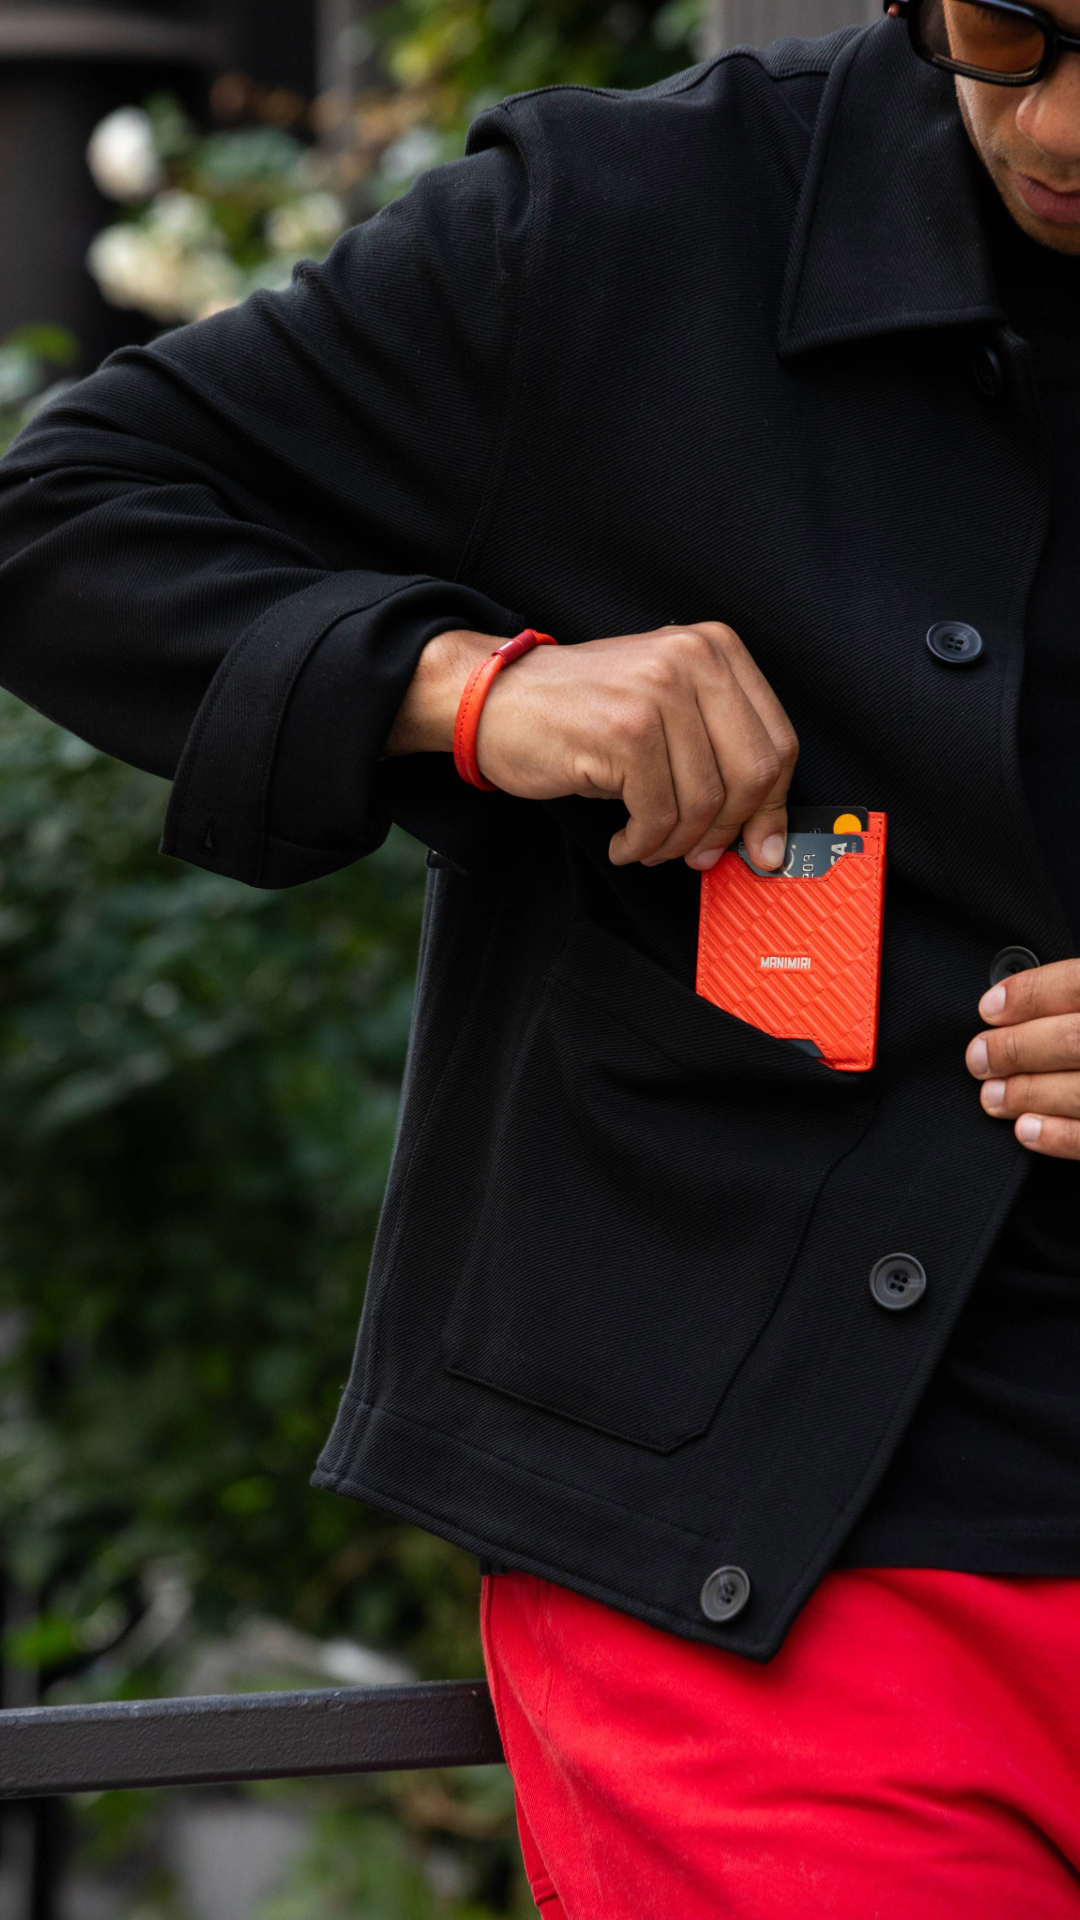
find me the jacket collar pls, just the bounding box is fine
[778,20,1003,356]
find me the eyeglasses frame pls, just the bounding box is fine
[886,0,1080,85]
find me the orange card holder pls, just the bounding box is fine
[696,813,887,1072]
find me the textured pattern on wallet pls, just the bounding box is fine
[696,813,887,1072]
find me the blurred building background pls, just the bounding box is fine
[0,1,324,366]
[0,2,880,1918]
[712,0,879,47]
[0,0,885,366]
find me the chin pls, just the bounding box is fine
[1009,202,1080,253]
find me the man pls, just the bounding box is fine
[0,1,1078,1909]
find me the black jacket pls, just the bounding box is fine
[0,19,1065,1658]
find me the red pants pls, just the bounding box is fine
[481,1567,1080,1917]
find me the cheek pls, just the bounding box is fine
[956,74,1018,164]
[1014,68,1080,154]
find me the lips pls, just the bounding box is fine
[1016,170,1080,225]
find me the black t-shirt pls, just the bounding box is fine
[842,184,1080,1573]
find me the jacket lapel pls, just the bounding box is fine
[778,20,1002,356]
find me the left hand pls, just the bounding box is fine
[967,960,1080,1160]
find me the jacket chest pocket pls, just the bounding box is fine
[442,915,874,1452]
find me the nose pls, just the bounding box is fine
[1016,49,1080,165]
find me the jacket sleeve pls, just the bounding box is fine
[0,135,530,887]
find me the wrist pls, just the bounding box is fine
[454,629,558,790]
[385,628,496,756]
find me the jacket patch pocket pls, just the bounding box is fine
[443,915,873,1452]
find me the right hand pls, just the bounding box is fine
[385,622,799,872]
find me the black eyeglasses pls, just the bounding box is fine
[887,0,1080,85]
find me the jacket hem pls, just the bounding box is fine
[314,1395,800,1660]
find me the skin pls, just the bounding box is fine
[949,0,1080,252]
[388,2,1080,1155]
[386,622,797,872]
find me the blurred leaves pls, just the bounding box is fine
[0,325,79,451]
[0,692,494,1686]
[87,99,347,322]
[353,0,709,200]
[376,0,708,111]
[87,0,710,274]
[243,1764,526,1920]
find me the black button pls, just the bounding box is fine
[972,342,1003,399]
[989,946,1040,987]
[927,622,984,665]
[700,1566,751,1623]
[869,1254,927,1312]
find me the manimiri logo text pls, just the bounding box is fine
[760,955,812,971]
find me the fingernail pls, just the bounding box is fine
[968,1038,989,1076]
[979,985,1007,1019]
[982,1080,1007,1113]
[1017,1114,1043,1145]
[759,833,785,869]
[690,849,723,871]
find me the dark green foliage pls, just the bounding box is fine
[255,1770,529,1919]
[0,694,488,1684]
[376,0,704,109]
[367,0,707,180]
[0,326,79,452]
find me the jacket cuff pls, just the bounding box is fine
[161,573,519,887]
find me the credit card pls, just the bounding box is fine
[738,831,864,878]
[787,806,868,834]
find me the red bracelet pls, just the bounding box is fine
[452,629,557,791]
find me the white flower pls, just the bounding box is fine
[86,107,163,203]
[150,189,216,243]
[87,204,242,325]
[265,192,346,258]
[87,225,150,309]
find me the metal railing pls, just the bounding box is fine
[0,1680,504,1919]
[0,1678,503,1798]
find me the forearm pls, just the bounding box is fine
[0,360,520,882]
[0,435,520,885]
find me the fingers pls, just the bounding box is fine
[608,713,686,867]
[606,624,796,870]
[973,1055,1080,1158]
[688,624,798,872]
[724,761,794,877]
[980,1070,1080,1120]
[978,958,1080,1026]
[615,622,796,872]
[636,707,727,868]
[479,619,798,870]
[966,1011,1080,1081]
[642,678,783,870]
[1012,1114,1080,1160]
[967,964,1080,1160]
[705,623,800,792]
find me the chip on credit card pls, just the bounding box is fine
[737,807,868,879]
